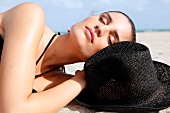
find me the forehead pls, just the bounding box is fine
[107,12,132,41]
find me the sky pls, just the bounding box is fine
[0,0,170,32]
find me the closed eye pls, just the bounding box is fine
[99,16,106,25]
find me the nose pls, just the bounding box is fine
[94,25,109,37]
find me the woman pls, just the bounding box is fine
[0,2,136,113]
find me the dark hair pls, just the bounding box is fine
[108,11,136,42]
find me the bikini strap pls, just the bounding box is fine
[36,33,58,65]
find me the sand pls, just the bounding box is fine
[136,31,170,65]
[58,31,170,113]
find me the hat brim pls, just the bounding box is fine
[75,61,170,112]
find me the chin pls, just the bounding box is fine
[71,25,86,43]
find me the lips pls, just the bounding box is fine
[85,26,94,43]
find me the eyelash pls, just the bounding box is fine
[99,16,106,25]
[99,15,112,44]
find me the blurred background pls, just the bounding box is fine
[0,0,170,32]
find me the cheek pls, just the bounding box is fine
[84,42,108,61]
[81,16,97,25]
[94,39,109,51]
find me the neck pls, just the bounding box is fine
[41,33,82,70]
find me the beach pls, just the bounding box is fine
[59,31,170,113]
[137,31,170,66]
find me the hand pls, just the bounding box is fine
[159,107,170,113]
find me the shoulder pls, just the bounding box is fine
[6,2,44,14]
[1,2,46,39]
[0,2,44,19]
[1,2,45,27]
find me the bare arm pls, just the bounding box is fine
[28,70,86,113]
[0,2,86,113]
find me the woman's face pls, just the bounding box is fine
[69,12,133,61]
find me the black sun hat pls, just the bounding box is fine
[75,41,170,113]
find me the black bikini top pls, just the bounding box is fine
[35,32,65,77]
[0,33,64,77]
[0,34,4,61]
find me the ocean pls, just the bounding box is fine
[56,29,170,34]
